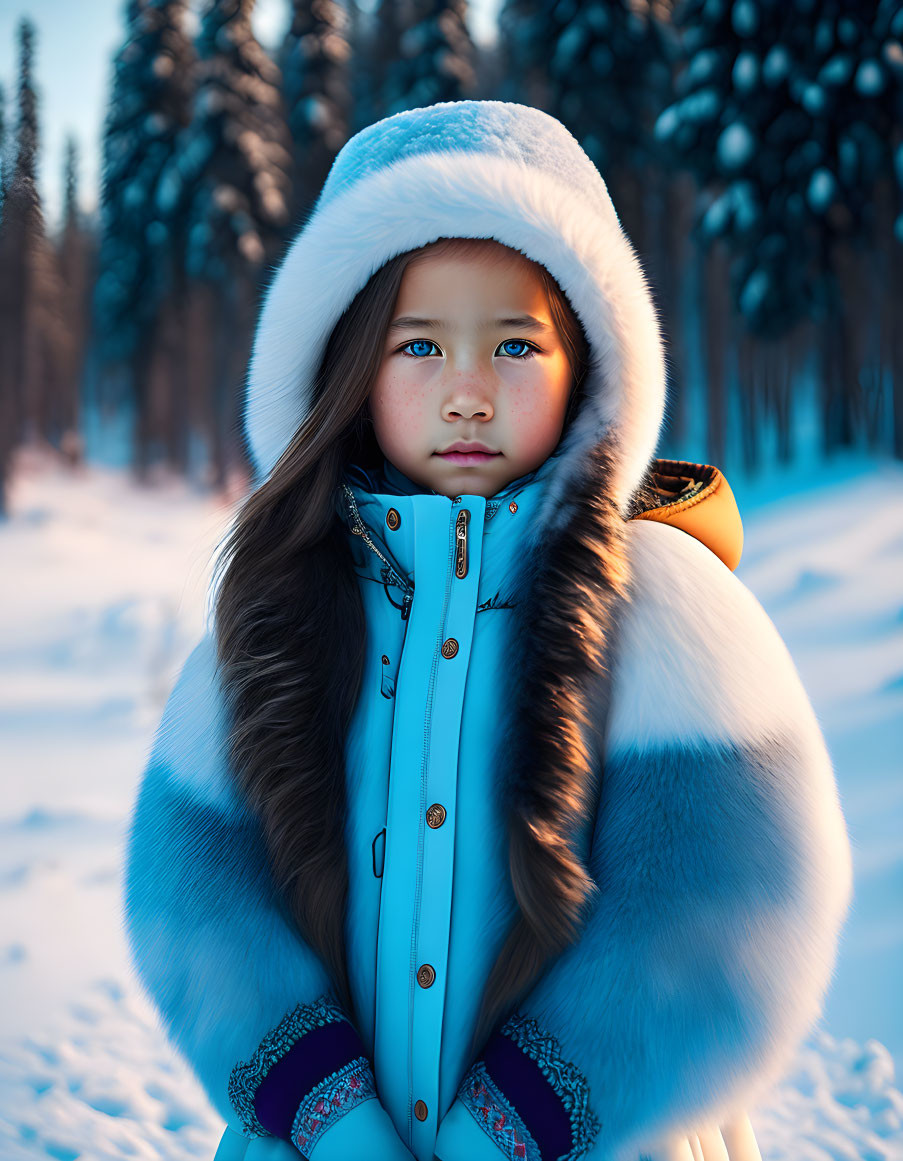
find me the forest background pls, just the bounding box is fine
[0,2,902,1159]
[0,0,901,493]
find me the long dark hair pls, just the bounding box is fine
[214,235,592,1025]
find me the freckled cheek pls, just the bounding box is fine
[502,378,568,456]
[370,373,433,446]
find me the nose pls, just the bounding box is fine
[440,380,495,422]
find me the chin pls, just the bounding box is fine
[432,462,502,479]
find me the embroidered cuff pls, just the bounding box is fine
[457,1012,601,1161]
[290,1056,376,1154]
[228,993,375,1148]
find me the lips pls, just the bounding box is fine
[436,443,500,455]
[435,449,501,465]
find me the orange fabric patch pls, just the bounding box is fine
[629,458,744,571]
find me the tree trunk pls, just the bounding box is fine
[701,239,729,467]
[736,329,758,474]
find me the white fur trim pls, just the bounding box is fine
[532,523,854,1156]
[604,521,854,1143]
[245,150,666,517]
[150,635,241,813]
[607,520,830,752]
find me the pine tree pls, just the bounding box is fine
[381,0,479,114]
[495,0,551,107]
[505,0,671,187]
[279,0,353,221]
[170,0,293,487]
[57,136,94,466]
[657,0,903,465]
[875,0,903,459]
[559,2,671,245]
[0,20,69,510]
[0,80,10,515]
[0,83,8,214]
[0,19,40,445]
[94,0,195,476]
[347,0,392,130]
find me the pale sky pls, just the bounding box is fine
[0,0,499,235]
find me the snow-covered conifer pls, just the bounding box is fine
[495,0,552,108]
[0,20,69,503]
[166,0,293,485]
[657,0,903,460]
[380,0,478,115]
[170,0,292,282]
[56,136,95,465]
[278,0,352,220]
[93,0,195,474]
[0,83,8,215]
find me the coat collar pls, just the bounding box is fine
[334,448,569,594]
[341,445,567,504]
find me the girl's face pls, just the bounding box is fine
[368,240,574,499]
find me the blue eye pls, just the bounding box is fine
[401,340,438,358]
[398,339,538,359]
[499,340,535,358]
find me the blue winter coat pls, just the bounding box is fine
[124,446,852,1161]
[123,98,853,1161]
[338,452,569,1156]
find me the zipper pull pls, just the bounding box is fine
[455,509,470,579]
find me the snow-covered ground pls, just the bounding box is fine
[1,447,901,1160]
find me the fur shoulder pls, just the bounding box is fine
[147,633,243,814]
[607,518,824,755]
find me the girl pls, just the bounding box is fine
[123,100,853,1161]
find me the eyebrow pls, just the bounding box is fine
[387,314,553,333]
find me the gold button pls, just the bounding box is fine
[441,638,458,659]
[417,963,436,987]
[414,1100,428,1121]
[426,803,446,828]
[386,508,400,530]
[509,500,518,513]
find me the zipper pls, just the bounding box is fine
[341,483,415,618]
[454,508,470,579]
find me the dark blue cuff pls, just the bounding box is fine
[458,1012,601,1161]
[228,994,374,1145]
[481,1028,573,1159]
[254,1017,366,1139]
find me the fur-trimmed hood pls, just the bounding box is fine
[242,99,666,534]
